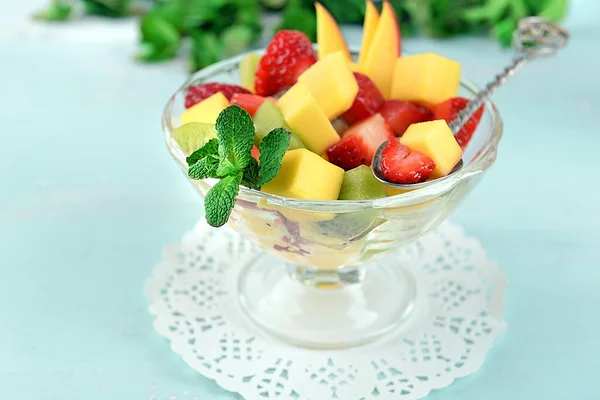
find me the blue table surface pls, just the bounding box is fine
[1,1,599,399]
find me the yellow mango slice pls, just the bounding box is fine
[358,0,380,71]
[348,60,361,72]
[297,51,359,119]
[362,1,400,98]
[390,53,461,106]
[276,82,340,155]
[399,120,463,179]
[239,52,261,93]
[315,2,352,61]
[180,92,229,125]
[261,149,344,200]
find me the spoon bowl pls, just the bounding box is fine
[371,141,464,190]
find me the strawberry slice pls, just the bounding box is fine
[251,145,260,161]
[380,140,435,184]
[431,97,484,149]
[326,113,394,170]
[184,83,250,109]
[231,93,274,117]
[254,30,317,96]
[378,100,433,137]
[341,73,385,125]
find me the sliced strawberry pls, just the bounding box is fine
[251,145,260,161]
[380,140,435,184]
[431,97,484,149]
[326,113,394,170]
[231,93,273,117]
[254,30,317,96]
[378,100,433,137]
[184,83,250,109]
[340,73,385,125]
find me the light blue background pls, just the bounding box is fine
[1,1,599,399]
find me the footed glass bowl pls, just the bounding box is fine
[162,50,503,349]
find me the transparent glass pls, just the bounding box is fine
[162,50,503,349]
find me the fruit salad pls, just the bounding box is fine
[172,0,484,229]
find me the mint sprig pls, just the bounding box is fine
[186,105,291,227]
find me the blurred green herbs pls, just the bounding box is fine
[34,0,568,70]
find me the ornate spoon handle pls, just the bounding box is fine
[449,17,570,135]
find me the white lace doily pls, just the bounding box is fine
[146,220,507,400]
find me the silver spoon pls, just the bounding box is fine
[372,17,570,190]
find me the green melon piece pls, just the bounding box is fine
[172,122,217,156]
[338,165,387,200]
[239,52,261,93]
[253,100,305,150]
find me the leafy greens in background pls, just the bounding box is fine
[35,0,568,70]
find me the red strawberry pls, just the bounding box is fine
[340,73,385,125]
[326,113,394,170]
[231,93,274,117]
[380,140,435,184]
[378,100,433,137]
[184,83,250,109]
[254,30,317,96]
[251,145,260,161]
[431,97,484,149]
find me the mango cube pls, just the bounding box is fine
[399,120,463,179]
[180,92,229,125]
[390,53,461,106]
[277,82,340,155]
[297,51,359,119]
[261,149,344,200]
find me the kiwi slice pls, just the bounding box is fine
[339,165,387,200]
[253,100,305,149]
[239,52,262,93]
[172,123,216,155]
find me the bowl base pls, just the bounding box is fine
[237,253,418,349]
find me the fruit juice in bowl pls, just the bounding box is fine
[161,1,502,348]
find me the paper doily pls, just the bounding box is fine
[146,220,507,400]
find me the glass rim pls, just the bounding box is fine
[162,49,504,212]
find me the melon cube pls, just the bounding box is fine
[180,92,229,125]
[390,53,461,106]
[399,120,463,179]
[297,51,359,119]
[261,149,344,200]
[277,82,340,155]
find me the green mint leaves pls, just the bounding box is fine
[215,105,255,176]
[186,105,290,227]
[257,128,290,187]
[204,173,243,227]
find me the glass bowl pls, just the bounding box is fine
[162,50,503,349]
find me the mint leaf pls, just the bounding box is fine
[82,0,131,18]
[188,156,219,180]
[189,31,224,71]
[242,157,260,190]
[187,138,219,167]
[215,105,255,177]
[138,13,180,62]
[33,2,73,21]
[257,128,290,187]
[204,172,243,227]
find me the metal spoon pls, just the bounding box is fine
[372,17,570,190]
